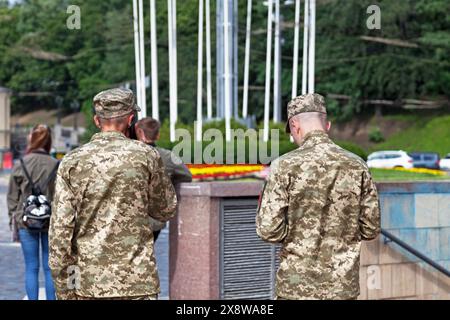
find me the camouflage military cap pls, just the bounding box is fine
[285,93,327,133]
[93,88,141,119]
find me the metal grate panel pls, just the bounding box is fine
[220,198,279,300]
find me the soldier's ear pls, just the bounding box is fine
[93,115,101,129]
[127,113,135,128]
[326,121,331,132]
[135,126,143,141]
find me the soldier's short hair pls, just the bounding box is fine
[290,112,328,129]
[98,113,130,128]
[136,117,161,141]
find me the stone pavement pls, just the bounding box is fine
[0,172,169,300]
[0,173,25,300]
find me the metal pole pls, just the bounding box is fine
[273,0,281,123]
[263,0,273,142]
[216,0,224,119]
[301,0,309,95]
[172,0,178,123]
[242,0,252,119]
[233,0,238,120]
[308,0,315,93]
[168,0,178,142]
[172,0,178,122]
[150,0,159,120]
[168,0,173,139]
[224,0,231,141]
[381,229,450,277]
[196,0,204,142]
[205,0,213,119]
[133,0,142,109]
[138,0,147,118]
[291,0,301,99]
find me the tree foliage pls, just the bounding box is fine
[0,0,448,123]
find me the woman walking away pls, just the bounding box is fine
[7,124,59,300]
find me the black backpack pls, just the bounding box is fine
[20,158,59,231]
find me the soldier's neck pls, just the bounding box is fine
[101,128,128,135]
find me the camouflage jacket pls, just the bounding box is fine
[49,131,177,299]
[149,145,192,232]
[256,130,380,300]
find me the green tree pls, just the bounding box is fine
[0,0,448,125]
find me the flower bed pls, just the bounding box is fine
[391,167,448,176]
[187,164,266,181]
[186,164,448,182]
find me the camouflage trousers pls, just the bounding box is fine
[75,295,158,300]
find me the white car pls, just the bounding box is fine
[367,151,414,169]
[440,154,450,171]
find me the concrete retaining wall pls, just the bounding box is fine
[169,181,450,300]
[359,182,450,300]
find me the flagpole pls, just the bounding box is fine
[242,0,252,119]
[138,0,147,118]
[308,0,315,93]
[196,0,204,142]
[291,0,301,99]
[172,0,178,124]
[301,0,309,95]
[150,0,159,120]
[168,0,178,141]
[205,0,213,119]
[133,0,142,109]
[224,0,231,141]
[263,0,273,142]
[273,0,281,123]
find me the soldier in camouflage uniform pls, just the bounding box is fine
[256,93,380,300]
[49,88,177,300]
[135,117,192,242]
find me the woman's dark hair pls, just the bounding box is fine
[27,124,52,154]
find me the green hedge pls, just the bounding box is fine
[82,117,367,163]
[156,120,367,164]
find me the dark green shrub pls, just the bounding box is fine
[368,127,385,143]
